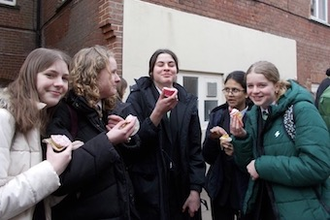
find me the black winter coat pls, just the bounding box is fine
[202,103,250,211]
[126,77,206,220]
[46,90,140,220]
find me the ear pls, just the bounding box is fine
[274,82,281,94]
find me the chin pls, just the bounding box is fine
[252,100,263,107]
[45,98,61,107]
[48,101,60,107]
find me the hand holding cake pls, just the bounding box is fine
[220,133,232,142]
[162,87,177,97]
[119,114,140,136]
[43,134,72,152]
[230,108,243,127]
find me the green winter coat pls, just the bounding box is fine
[232,80,330,219]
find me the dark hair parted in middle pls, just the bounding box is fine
[148,49,179,77]
[224,70,247,91]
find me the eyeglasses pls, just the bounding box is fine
[222,88,245,95]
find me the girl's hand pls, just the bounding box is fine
[230,113,247,138]
[182,190,200,217]
[247,160,259,180]
[150,89,178,126]
[209,126,227,139]
[106,118,137,145]
[221,141,234,156]
[46,144,72,175]
[107,114,125,131]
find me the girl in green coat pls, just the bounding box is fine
[230,61,330,219]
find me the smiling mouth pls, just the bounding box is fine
[51,91,62,96]
[252,97,263,101]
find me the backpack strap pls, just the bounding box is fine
[283,104,330,214]
[283,105,295,142]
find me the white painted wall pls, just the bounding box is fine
[122,0,297,90]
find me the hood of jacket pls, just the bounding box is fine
[0,88,11,110]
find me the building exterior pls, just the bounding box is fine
[0,0,38,85]
[1,0,330,129]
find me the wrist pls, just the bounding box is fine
[235,130,247,139]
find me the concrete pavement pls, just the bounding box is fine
[201,189,212,220]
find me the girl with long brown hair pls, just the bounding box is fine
[0,48,73,219]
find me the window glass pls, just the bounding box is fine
[311,0,328,23]
[0,0,16,6]
[183,76,198,97]
[318,0,326,20]
[204,100,218,121]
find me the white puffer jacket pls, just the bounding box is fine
[0,92,60,220]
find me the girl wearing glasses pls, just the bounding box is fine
[203,71,253,220]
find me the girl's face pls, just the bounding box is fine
[223,78,248,111]
[36,59,69,107]
[152,53,177,89]
[246,72,278,109]
[97,57,120,99]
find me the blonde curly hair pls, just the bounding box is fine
[69,45,116,111]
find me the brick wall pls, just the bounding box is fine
[0,1,37,82]
[140,0,330,88]
[41,0,124,75]
[2,0,329,87]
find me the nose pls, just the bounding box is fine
[114,73,121,83]
[251,86,259,93]
[163,63,170,71]
[54,76,65,87]
[228,90,235,96]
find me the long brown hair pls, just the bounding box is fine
[69,45,116,111]
[116,76,127,101]
[6,48,71,134]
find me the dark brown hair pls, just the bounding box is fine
[148,49,179,78]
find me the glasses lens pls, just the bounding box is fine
[222,88,243,95]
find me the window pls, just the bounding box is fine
[311,0,328,23]
[0,0,15,6]
[176,72,224,132]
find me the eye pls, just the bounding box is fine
[168,62,176,67]
[62,75,69,82]
[156,61,165,67]
[258,84,267,88]
[232,88,239,93]
[44,72,56,78]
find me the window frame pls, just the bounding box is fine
[0,0,16,6]
[176,71,224,133]
[311,0,328,23]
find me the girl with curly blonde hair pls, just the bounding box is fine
[46,45,140,220]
